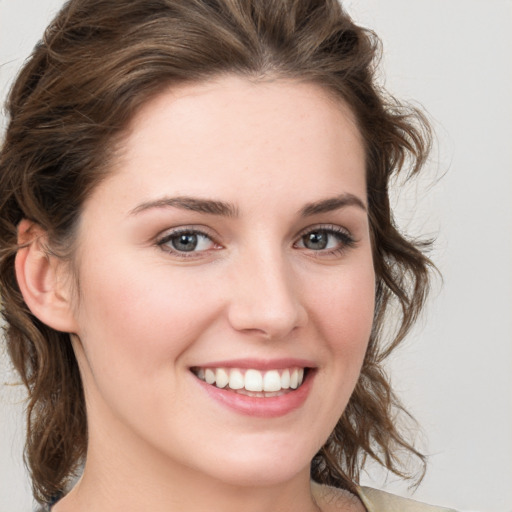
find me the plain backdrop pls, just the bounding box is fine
[1,1,511,511]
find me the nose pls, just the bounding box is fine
[226,249,308,340]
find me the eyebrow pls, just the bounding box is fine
[299,193,367,216]
[130,196,239,217]
[130,193,366,218]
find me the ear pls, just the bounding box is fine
[15,219,78,333]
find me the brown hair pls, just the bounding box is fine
[0,0,433,504]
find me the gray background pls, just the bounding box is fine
[1,0,511,511]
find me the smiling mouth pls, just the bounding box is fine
[191,367,308,397]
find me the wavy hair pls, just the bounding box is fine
[0,0,433,504]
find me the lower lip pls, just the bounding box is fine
[195,370,315,418]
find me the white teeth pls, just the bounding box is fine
[244,369,263,392]
[263,370,281,392]
[228,369,244,390]
[281,369,290,389]
[215,368,229,388]
[195,366,307,393]
[289,368,299,389]
[205,368,215,385]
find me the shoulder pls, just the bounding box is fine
[311,482,457,512]
[356,486,458,512]
[312,481,367,511]
[34,502,54,512]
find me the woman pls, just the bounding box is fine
[0,0,455,510]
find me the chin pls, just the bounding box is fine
[210,463,309,489]
[190,441,315,488]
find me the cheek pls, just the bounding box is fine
[298,261,375,439]
[305,262,375,357]
[73,255,222,378]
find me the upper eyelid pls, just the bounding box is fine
[156,225,218,242]
[295,223,353,238]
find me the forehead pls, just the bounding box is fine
[93,76,366,212]
[128,75,361,132]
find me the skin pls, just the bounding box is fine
[28,76,374,512]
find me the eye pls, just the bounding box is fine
[157,228,218,256]
[295,226,355,255]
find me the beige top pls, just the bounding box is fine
[358,486,458,512]
[312,482,457,512]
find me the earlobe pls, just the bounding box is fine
[15,219,78,333]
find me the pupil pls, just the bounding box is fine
[305,231,327,250]
[173,233,198,252]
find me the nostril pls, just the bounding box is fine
[227,302,308,339]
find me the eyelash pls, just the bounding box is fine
[294,224,356,257]
[156,224,356,259]
[156,227,219,259]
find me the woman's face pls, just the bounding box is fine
[68,76,375,486]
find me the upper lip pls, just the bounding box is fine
[190,358,316,370]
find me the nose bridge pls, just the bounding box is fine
[227,242,306,338]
